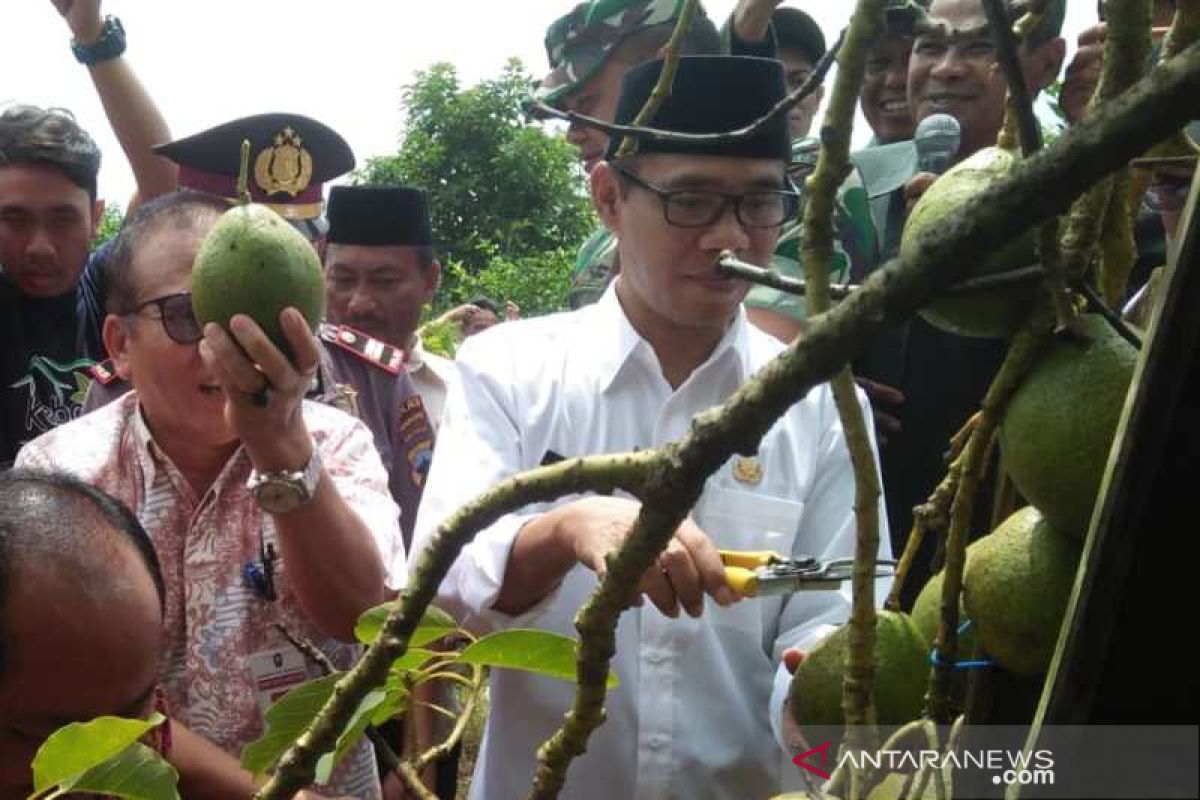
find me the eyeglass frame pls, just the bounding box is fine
[609,162,803,229]
[122,291,203,345]
[1145,169,1196,213]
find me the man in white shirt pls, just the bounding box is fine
[412,54,889,799]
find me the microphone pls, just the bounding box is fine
[913,113,962,175]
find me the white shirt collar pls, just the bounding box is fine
[590,279,754,395]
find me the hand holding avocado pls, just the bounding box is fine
[199,308,319,475]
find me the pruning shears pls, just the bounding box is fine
[720,550,896,598]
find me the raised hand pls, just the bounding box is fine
[50,0,104,43]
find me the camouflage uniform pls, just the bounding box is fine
[536,0,742,311]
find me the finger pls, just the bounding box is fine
[638,566,680,619]
[201,323,268,396]
[856,377,905,406]
[676,521,738,607]
[658,540,704,617]
[280,308,321,374]
[228,314,295,389]
[783,648,805,674]
[875,410,903,434]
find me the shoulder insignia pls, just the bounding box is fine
[319,323,404,375]
[87,360,119,385]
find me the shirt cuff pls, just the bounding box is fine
[769,623,839,753]
[444,512,569,633]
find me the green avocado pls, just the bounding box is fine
[962,506,1081,676]
[901,146,1036,339]
[191,203,324,356]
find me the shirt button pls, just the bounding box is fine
[648,735,668,750]
[647,650,668,665]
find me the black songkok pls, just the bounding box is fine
[604,55,791,162]
[326,185,433,246]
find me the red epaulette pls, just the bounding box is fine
[318,323,405,375]
[87,360,119,385]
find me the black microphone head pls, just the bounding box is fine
[914,113,962,175]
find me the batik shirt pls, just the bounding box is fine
[17,392,405,798]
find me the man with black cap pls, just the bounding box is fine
[412,54,889,799]
[82,114,436,544]
[770,6,827,139]
[324,185,456,428]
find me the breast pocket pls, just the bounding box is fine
[696,486,805,642]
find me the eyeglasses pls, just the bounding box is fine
[125,292,203,345]
[611,163,801,229]
[1145,170,1196,214]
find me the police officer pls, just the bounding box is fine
[323,185,457,428]
[84,113,434,544]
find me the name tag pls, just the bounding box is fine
[248,647,311,716]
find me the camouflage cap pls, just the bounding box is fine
[885,0,932,37]
[536,0,706,108]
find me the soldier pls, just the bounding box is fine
[770,6,827,139]
[84,114,434,544]
[861,0,928,146]
[853,0,1067,607]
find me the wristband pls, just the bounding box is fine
[71,15,126,66]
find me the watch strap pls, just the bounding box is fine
[71,16,127,66]
[247,447,323,507]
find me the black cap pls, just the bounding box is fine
[154,113,354,220]
[326,186,433,247]
[885,0,932,37]
[771,7,826,65]
[605,55,792,161]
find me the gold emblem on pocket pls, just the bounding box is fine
[733,456,763,485]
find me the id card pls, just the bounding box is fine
[248,647,311,716]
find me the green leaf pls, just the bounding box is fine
[44,743,179,800]
[242,674,339,774]
[313,687,388,785]
[32,714,166,794]
[354,602,457,648]
[458,629,617,688]
[366,648,443,727]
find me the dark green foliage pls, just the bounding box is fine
[358,60,595,313]
[93,201,124,248]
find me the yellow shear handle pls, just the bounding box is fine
[718,550,780,569]
[723,566,762,598]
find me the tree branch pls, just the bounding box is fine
[984,0,1043,156]
[718,253,1044,300]
[928,311,1050,722]
[525,29,844,147]
[797,6,889,797]
[255,40,1200,800]
[1078,278,1144,348]
[614,0,699,158]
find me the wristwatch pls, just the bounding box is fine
[247,448,323,514]
[71,15,126,65]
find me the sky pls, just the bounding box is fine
[3,1,1098,208]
